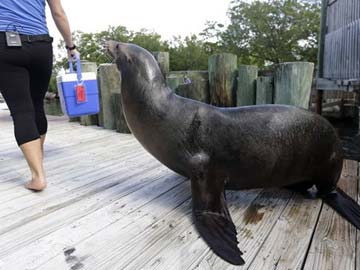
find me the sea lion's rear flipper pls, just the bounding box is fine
[323,187,360,229]
[191,178,245,265]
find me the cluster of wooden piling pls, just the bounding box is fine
[165,53,314,109]
[74,52,314,133]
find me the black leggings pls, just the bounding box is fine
[0,34,53,146]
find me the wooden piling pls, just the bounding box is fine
[237,65,258,106]
[98,64,128,131]
[208,53,238,107]
[273,62,314,109]
[256,76,273,104]
[166,72,187,92]
[79,61,99,126]
[152,52,169,79]
[112,93,131,133]
[174,71,209,103]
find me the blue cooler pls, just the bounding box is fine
[57,57,100,117]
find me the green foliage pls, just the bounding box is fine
[53,25,215,74]
[130,29,169,52]
[168,35,211,71]
[54,26,170,74]
[52,0,321,75]
[201,0,321,67]
[48,76,57,93]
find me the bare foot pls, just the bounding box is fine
[25,179,47,191]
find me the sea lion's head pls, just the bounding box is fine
[106,41,163,84]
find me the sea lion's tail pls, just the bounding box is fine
[323,188,360,229]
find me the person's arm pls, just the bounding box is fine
[47,0,78,58]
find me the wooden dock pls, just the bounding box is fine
[0,110,359,270]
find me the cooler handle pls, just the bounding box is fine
[69,55,82,83]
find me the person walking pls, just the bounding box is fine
[0,0,79,191]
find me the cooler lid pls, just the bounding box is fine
[56,72,97,83]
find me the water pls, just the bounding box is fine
[328,116,360,161]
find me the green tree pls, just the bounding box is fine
[48,76,57,93]
[54,26,169,74]
[168,35,211,71]
[53,26,216,74]
[202,0,321,67]
[130,29,169,52]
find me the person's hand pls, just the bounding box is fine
[68,48,80,61]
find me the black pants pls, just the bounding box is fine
[0,34,53,146]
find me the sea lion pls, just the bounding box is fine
[107,41,360,265]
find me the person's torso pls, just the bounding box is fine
[0,0,48,35]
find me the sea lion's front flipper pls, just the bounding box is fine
[191,177,245,265]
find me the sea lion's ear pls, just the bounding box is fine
[191,175,245,265]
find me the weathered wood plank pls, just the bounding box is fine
[0,124,143,184]
[0,135,137,187]
[0,134,139,205]
[0,132,135,170]
[35,184,192,270]
[0,131,135,176]
[0,146,144,204]
[119,190,261,270]
[0,111,358,270]
[0,136,121,179]
[0,122,124,157]
[144,189,293,270]
[247,193,322,270]
[303,160,358,270]
[0,176,187,270]
[0,152,125,194]
[0,149,151,219]
[0,165,175,258]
